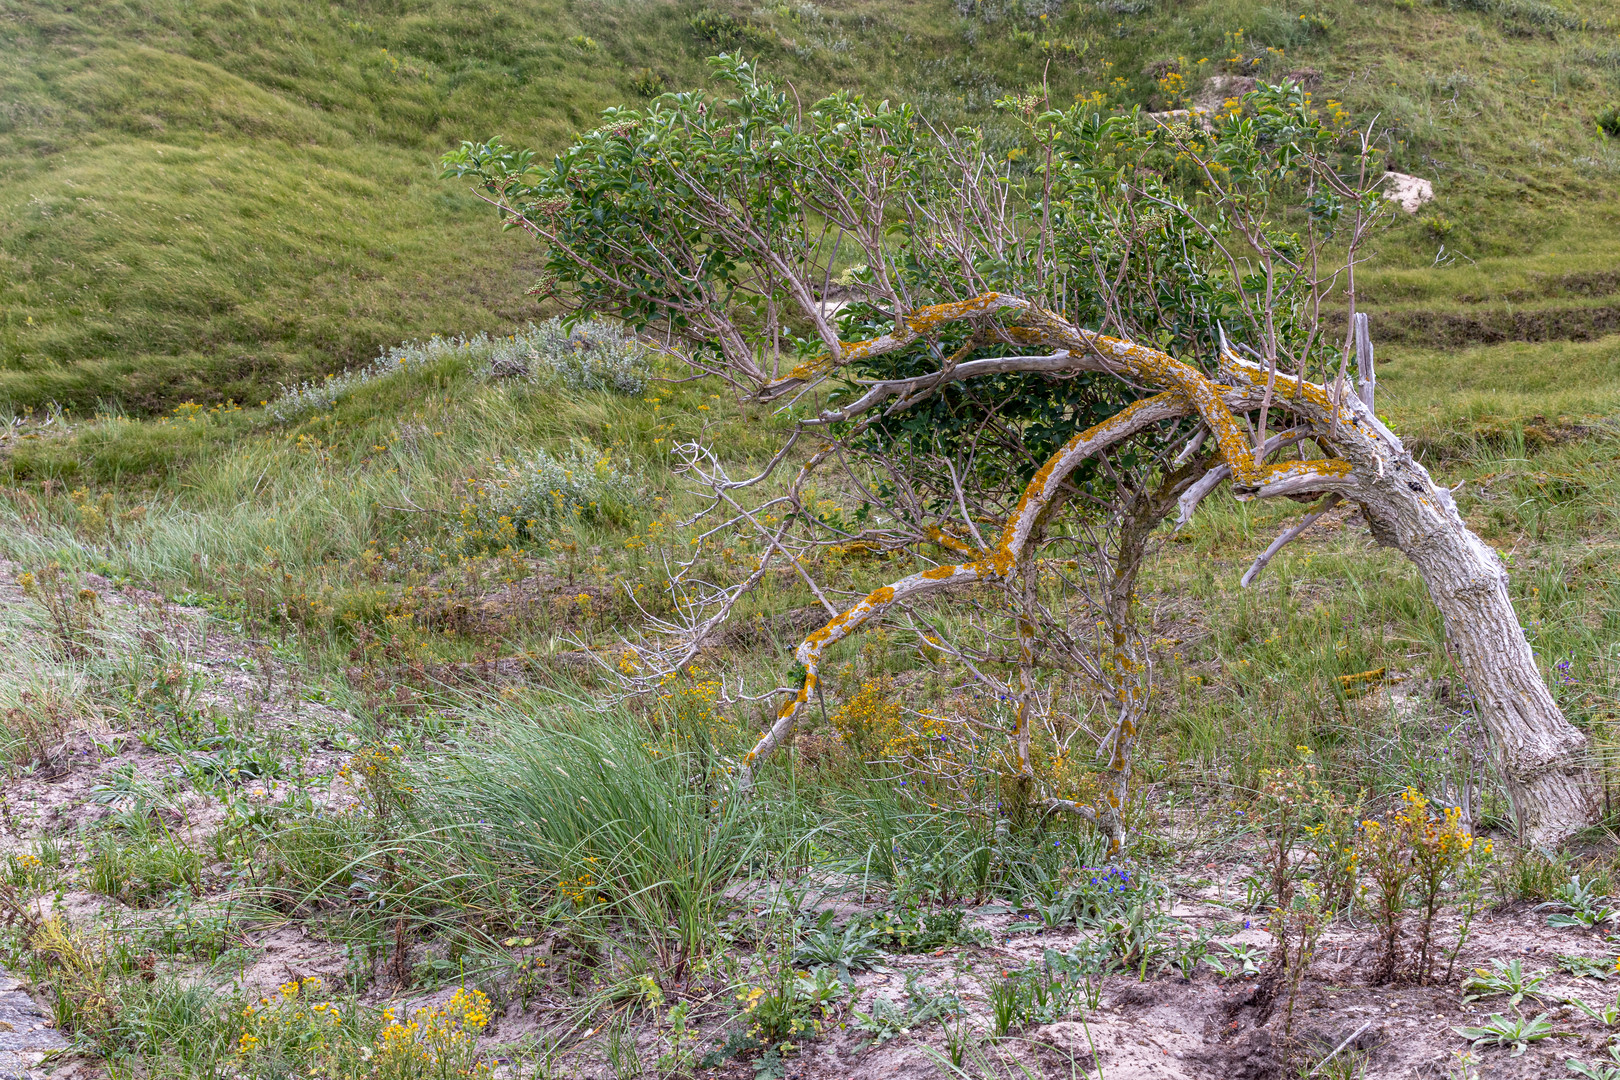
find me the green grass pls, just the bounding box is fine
[1380,332,1620,453]
[0,0,972,409]
[2,0,1619,409]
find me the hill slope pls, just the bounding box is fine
[2,0,1618,409]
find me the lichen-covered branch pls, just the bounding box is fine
[737,293,1597,846]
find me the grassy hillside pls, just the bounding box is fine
[2,0,1619,409]
[0,0,952,408]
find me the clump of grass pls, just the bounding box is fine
[87,832,204,908]
[427,701,770,971]
[1599,105,1620,139]
[27,916,115,1037]
[1,686,78,768]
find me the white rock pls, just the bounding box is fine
[1383,171,1435,213]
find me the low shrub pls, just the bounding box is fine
[690,8,746,47]
[268,319,648,422]
[1599,105,1620,140]
[454,440,647,550]
[491,318,651,395]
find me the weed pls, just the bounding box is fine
[1408,794,1491,982]
[1499,848,1575,903]
[630,68,666,98]
[1570,989,1620,1027]
[852,974,960,1045]
[987,975,1024,1037]
[792,912,886,981]
[431,705,769,973]
[656,1002,702,1076]
[18,563,101,660]
[1538,875,1620,930]
[455,440,646,551]
[735,967,840,1046]
[1453,1012,1557,1055]
[691,9,747,47]
[1206,941,1265,978]
[1360,788,1490,983]
[85,832,203,907]
[1462,958,1549,1006]
[2,688,76,768]
[1599,106,1620,139]
[1173,926,1214,979]
[861,904,983,954]
[27,917,114,1036]
[491,319,652,395]
[5,848,54,892]
[605,1014,644,1079]
[1559,954,1616,981]
[1275,883,1325,1036]
[1569,1042,1620,1080]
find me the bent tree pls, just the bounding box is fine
[447,57,1598,848]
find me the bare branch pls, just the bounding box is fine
[1240,494,1344,589]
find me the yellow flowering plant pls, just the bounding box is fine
[235,978,364,1075]
[1359,788,1492,985]
[16,561,100,660]
[338,742,414,820]
[370,987,493,1080]
[234,980,494,1079]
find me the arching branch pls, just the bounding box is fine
[736,390,1187,789]
[734,292,1597,846]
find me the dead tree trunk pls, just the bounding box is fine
[1348,442,1595,846]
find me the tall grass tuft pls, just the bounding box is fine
[426,702,770,970]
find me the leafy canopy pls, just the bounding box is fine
[444,55,1378,479]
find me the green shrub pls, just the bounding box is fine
[1599,105,1620,139]
[455,440,646,549]
[690,8,746,46]
[631,67,667,97]
[488,318,651,394]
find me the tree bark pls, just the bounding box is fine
[1352,457,1598,847]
